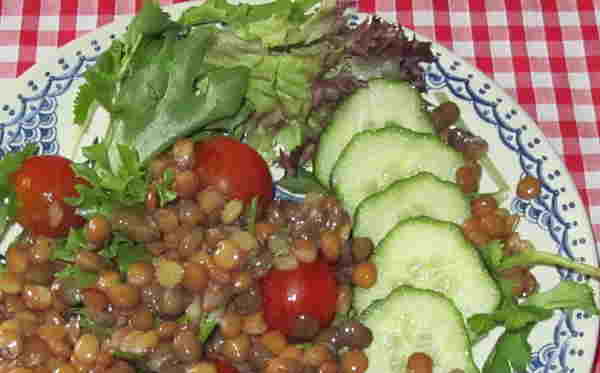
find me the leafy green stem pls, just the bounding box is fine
[500,250,600,279]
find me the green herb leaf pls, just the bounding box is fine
[0,143,38,237]
[499,249,600,279]
[52,228,88,262]
[74,308,112,337]
[277,168,328,195]
[198,309,222,343]
[483,326,533,373]
[106,27,250,165]
[55,265,99,288]
[73,82,96,126]
[523,280,599,316]
[156,169,177,207]
[246,197,258,235]
[116,243,151,274]
[99,231,150,274]
[113,350,143,361]
[468,304,552,334]
[68,142,148,218]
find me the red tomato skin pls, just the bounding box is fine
[261,259,338,336]
[11,155,86,238]
[194,136,274,207]
[215,359,239,373]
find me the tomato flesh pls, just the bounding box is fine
[11,155,87,237]
[261,259,338,336]
[194,136,273,207]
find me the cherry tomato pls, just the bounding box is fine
[194,136,273,207]
[215,359,239,373]
[11,155,87,238]
[261,259,338,336]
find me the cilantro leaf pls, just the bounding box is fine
[73,82,97,126]
[116,244,151,274]
[246,197,258,235]
[100,232,151,274]
[73,308,113,337]
[198,309,222,343]
[483,326,533,373]
[55,265,99,288]
[499,248,600,279]
[68,142,148,218]
[0,143,38,237]
[277,168,328,195]
[52,228,88,262]
[468,304,552,335]
[523,280,599,316]
[155,169,177,207]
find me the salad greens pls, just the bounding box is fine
[471,240,599,373]
[75,0,435,167]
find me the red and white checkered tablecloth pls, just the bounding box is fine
[1,0,600,369]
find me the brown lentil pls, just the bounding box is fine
[517,175,541,200]
[172,138,196,169]
[106,284,140,309]
[85,216,111,244]
[0,272,24,295]
[470,195,498,218]
[318,361,339,373]
[220,312,243,339]
[127,262,155,287]
[303,344,333,367]
[173,330,202,362]
[129,309,154,331]
[222,333,251,361]
[23,285,52,311]
[182,262,209,292]
[7,245,29,273]
[407,352,433,373]
[29,238,53,264]
[266,358,303,373]
[292,239,318,263]
[351,262,377,289]
[75,251,106,272]
[73,334,99,365]
[260,330,288,355]
[197,188,225,214]
[242,311,268,335]
[456,164,481,194]
[320,231,341,263]
[175,170,200,199]
[340,350,368,373]
[214,240,242,271]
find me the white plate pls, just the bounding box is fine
[0,3,598,373]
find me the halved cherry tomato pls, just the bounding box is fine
[194,136,274,207]
[261,259,338,336]
[11,155,87,237]
[215,359,239,373]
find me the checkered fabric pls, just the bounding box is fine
[0,2,599,366]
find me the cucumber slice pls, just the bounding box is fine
[361,286,478,373]
[331,127,465,215]
[354,172,470,246]
[314,79,433,187]
[354,217,500,320]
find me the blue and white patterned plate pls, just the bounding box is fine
[0,3,598,373]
